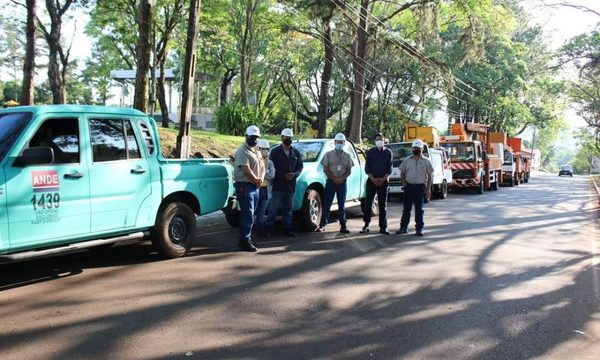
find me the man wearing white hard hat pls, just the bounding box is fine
[255,139,275,235]
[233,125,265,251]
[316,133,355,234]
[397,138,433,236]
[266,128,303,237]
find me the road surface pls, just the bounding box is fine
[0,172,598,359]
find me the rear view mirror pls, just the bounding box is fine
[14,147,54,166]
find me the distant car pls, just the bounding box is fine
[558,165,573,177]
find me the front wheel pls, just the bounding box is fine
[476,180,484,194]
[151,202,196,258]
[298,189,322,231]
[223,197,240,228]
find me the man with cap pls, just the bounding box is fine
[361,132,393,235]
[233,125,265,252]
[396,139,433,236]
[266,128,303,237]
[255,139,275,236]
[316,133,355,234]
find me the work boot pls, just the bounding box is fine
[360,225,370,234]
[339,225,350,234]
[396,228,408,234]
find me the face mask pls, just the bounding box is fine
[375,140,384,148]
[282,138,292,146]
[246,137,258,147]
[335,143,344,151]
[412,149,422,156]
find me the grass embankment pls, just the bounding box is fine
[157,127,281,159]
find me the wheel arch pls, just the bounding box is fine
[159,191,201,216]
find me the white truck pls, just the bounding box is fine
[387,142,452,200]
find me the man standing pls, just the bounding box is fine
[233,125,265,252]
[361,133,393,235]
[255,139,275,236]
[317,133,354,234]
[396,139,433,236]
[266,128,303,237]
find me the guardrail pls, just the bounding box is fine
[591,175,600,202]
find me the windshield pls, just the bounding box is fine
[440,143,475,162]
[560,165,572,171]
[0,112,33,161]
[291,141,324,162]
[387,143,413,167]
[503,150,513,165]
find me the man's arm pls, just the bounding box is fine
[240,165,261,186]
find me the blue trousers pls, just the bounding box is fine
[267,191,294,231]
[255,187,268,232]
[235,182,259,243]
[320,179,347,227]
[400,183,425,232]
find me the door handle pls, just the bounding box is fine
[64,172,83,179]
[130,168,146,174]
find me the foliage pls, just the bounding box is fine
[214,102,261,136]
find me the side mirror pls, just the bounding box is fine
[14,147,54,166]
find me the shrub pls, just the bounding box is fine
[215,103,261,136]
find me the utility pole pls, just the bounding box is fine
[177,0,201,159]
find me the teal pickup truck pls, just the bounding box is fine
[0,105,233,262]
[224,139,377,231]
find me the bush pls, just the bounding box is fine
[215,103,261,136]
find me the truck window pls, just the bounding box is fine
[0,112,32,161]
[28,118,80,164]
[90,118,142,162]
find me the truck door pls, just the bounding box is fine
[345,142,362,201]
[430,150,443,185]
[87,117,151,232]
[4,116,91,251]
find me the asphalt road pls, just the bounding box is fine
[1,172,599,360]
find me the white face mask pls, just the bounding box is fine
[375,140,384,148]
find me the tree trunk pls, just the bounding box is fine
[157,54,170,128]
[21,0,36,105]
[134,0,152,112]
[349,0,369,143]
[239,1,255,105]
[44,0,70,104]
[317,13,334,138]
[219,69,236,106]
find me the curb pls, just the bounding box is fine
[591,176,600,203]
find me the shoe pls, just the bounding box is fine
[315,226,325,232]
[339,225,350,234]
[396,228,408,234]
[240,241,257,252]
[360,226,370,234]
[283,230,296,237]
[415,231,424,236]
[379,229,390,235]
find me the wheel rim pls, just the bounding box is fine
[309,198,320,224]
[168,214,188,246]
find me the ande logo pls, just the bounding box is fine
[31,170,60,192]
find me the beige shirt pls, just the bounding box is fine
[321,149,355,178]
[400,156,433,184]
[234,143,265,183]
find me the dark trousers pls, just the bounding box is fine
[363,179,389,230]
[400,183,426,232]
[255,187,268,232]
[235,182,259,243]
[320,179,347,227]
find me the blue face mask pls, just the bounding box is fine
[335,143,344,151]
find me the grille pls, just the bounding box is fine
[453,169,474,179]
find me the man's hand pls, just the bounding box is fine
[254,178,263,187]
[284,173,295,181]
[425,188,431,201]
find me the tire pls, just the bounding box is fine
[298,189,322,231]
[514,175,520,186]
[492,178,498,191]
[151,201,196,259]
[361,193,380,217]
[476,180,484,194]
[439,180,448,199]
[223,197,240,228]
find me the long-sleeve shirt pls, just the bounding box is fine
[269,144,303,193]
[365,146,393,178]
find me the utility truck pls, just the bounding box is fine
[439,123,503,194]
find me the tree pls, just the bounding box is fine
[21,0,36,105]
[133,0,152,112]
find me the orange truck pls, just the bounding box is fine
[439,123,503,194]
[502,137,529,185]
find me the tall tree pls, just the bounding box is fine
[133,0,152,112]
[21,0,36,105]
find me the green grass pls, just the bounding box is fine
[157,127,280,159]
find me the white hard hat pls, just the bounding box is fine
[257,139,270,148]
[411,139,424,148]
[281,128,294,137]
[334,133,346,141]
[245,125,261,137]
